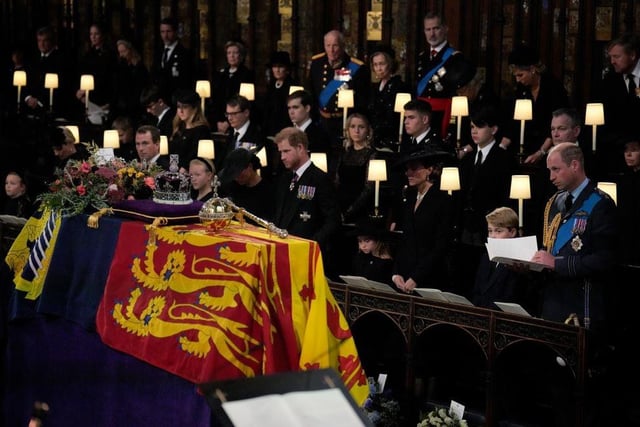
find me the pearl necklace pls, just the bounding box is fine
[416,189,428,202]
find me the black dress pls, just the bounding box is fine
[169,124,212,170]
[351,251,394,286]
[335,146,376,223]
[367,75,410,148]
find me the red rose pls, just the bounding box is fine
[76,185,86,195]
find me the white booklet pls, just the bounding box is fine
[414,288,474,306]
[221,388,368,427]
[339,275,395,293]
[494,301,531,317]
[485,236,546,272]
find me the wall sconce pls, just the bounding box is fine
[289,85,304,95]
[367,159,387,217]
[310,152,328,173]
[450,96,469,151]
[103,130,120,149]
[597,181,617,205]
[80,74,95,114]
[44,73,58,112]
[195,80,211,113]
[440,167,461,195]
[65,125,80,144]
[393,93,412,143]
[513,99,533,155]
[239,83,255,101]
[584,103,605,152]
[197,139,215,159]
[159,135,169,155]
[509,174,531,232]
[337,89,354,136]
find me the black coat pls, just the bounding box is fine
[393,185,453,287]
[211,64,255,124]
[151,43,194,101]
[367,75,410,146]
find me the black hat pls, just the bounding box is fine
[396,146,453,168]
[174,89,201,107]
[347,216,393,240]
[219,148,254,185]
[443,55,477,90]
[370,44,396,59]
[508,44,540,66]
[267,51,291,67]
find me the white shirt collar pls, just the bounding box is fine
[297,118,313,132]
[477,140,496,162]
[294,158,312,179]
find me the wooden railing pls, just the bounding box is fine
[329,281,589,427]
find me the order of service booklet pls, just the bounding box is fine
[485,236,546,272]
[414,288,474,306]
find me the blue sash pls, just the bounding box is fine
[552,192,600,255]
[319,60,361,109]
[416,47,455,97]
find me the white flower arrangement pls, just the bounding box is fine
[417,407,468,427]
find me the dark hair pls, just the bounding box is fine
[404,99,432,118]
[49,126,67,148]
[552,107,582,128]
[607,33,640,56]
[140,84,167,106]
[136,125,161,143]
[160,17,179,31]
[287,89,313,107]
[423,11,446,26]
[227,94,251,112]
[470,106,500,127]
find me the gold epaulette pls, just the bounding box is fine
[311,52,326,60]
[351,57,364,65]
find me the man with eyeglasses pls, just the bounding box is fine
[140,84,175,138]
[223,94,265,168]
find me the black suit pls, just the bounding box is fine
[152,43,194,102]
[156,107,175,138]
[25,48,73,116]
[273,164,341,259]
[222,120,265,169]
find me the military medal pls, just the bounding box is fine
[571,235,583,252]
[297,185,316,200]
[335,68,352,81]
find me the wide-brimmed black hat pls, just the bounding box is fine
[395,146,453,168]
[267,51,292,67]
[442,54,477,90]
[347,216,394,240]
[218,148,254,185]
[508,43,540,66]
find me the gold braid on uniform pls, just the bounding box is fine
[543,194,562,251]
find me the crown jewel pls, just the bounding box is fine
[153,154,192,205]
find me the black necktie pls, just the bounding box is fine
[564,193,573,213]
[162,48,170,68]
[289,173,299,191]
[233,131,240,148]
[475,150,483,166]
[628,74,636,96]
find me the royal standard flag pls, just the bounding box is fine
[96,221,368,404]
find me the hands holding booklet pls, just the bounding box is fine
[485,236,546,272]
